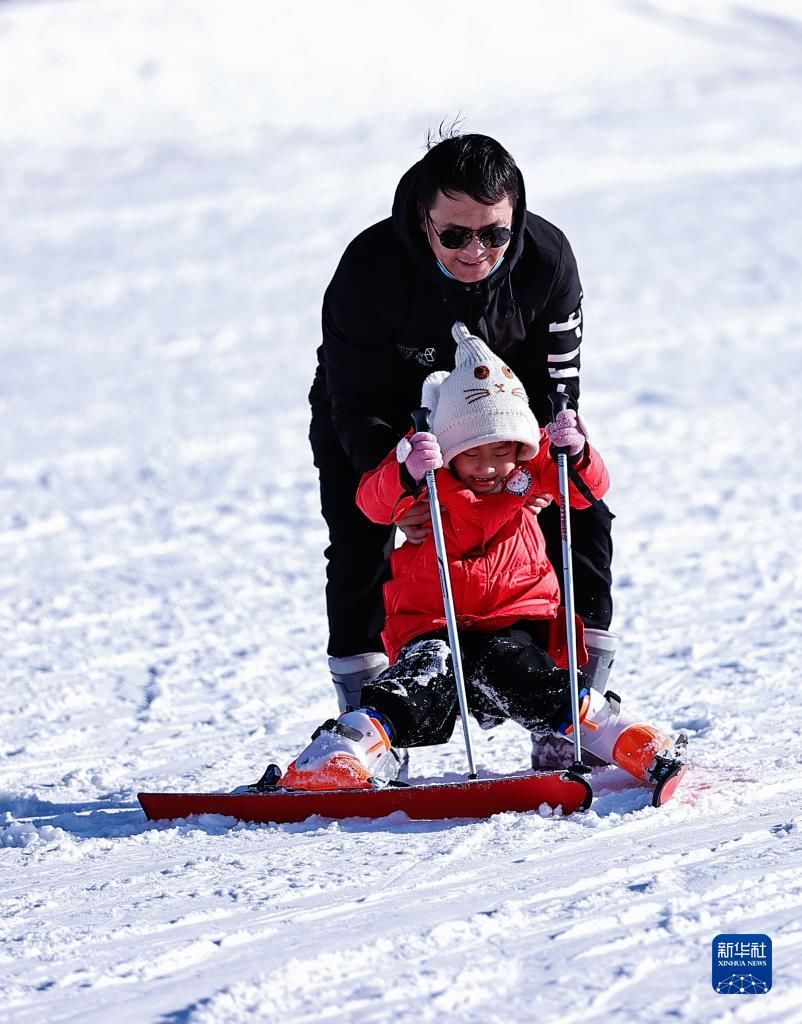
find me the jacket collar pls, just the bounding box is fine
[435,467,531,543]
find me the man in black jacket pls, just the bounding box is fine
[309,133,614,747]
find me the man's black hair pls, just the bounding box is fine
[417,128,520,210]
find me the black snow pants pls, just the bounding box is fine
[360,624,580,748]
[311,409,614,659]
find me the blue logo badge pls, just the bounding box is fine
[712,934,772,994]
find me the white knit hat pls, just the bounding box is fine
[421,322,540,464]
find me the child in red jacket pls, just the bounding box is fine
[281,329,684,792]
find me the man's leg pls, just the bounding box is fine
[311,409,393,707]
[538,500,614,630]
[534,500,615,766]
[539,502,617,675]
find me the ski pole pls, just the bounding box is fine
[410,406,478,779]
[548,392,589,774]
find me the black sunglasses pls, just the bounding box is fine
[425,211,512,250]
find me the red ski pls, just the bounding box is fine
[651,761,687,807]
[138,771,592,825]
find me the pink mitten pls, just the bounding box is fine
[396,431,443,481]
[545,409,586,457]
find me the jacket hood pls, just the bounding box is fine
[390,158,528,291]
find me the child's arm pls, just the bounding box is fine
[356,450,416,525]
[536,448,610,512]
[531,424,610,509]
[356,432,442,525]
[563,444,610,507]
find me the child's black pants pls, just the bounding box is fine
[360,623,578,748]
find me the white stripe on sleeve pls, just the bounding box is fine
[548,367,580,379]
[547,345,581,363]
[548,310,582,333]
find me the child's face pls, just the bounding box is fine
[451,442,520,494]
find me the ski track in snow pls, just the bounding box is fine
[2,1,802,1021]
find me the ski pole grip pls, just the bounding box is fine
[548,391,570,420]
[548,391,572,458]
[410,407,432,433]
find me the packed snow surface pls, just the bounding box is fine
[2,1,802,1021]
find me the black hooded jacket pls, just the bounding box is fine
[310,159,584,476]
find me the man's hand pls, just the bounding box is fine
[525,492,553,514]
[396,502,432,544]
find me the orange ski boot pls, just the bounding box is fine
[561,688,687,806]
[281,709,394,791]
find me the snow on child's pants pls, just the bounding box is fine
[360,625,576,748]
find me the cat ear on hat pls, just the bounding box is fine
[421,370,449,419]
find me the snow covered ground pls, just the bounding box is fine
[2,0,802,1020]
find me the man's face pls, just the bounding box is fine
[420,190,514,283]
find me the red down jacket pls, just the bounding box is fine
[356,431,610,664]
